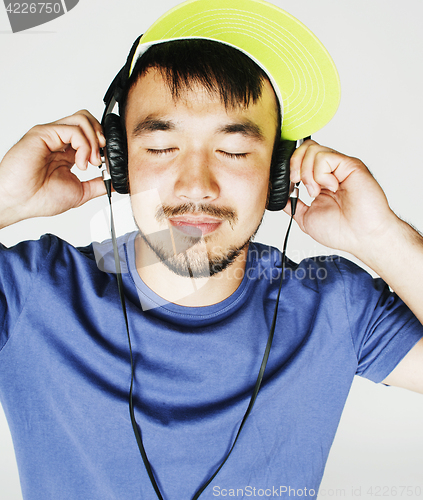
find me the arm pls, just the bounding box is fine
[367,222,423,393]
[287,140,423,393]
[0,110,106,229]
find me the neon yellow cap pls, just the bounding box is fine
[130,0,341,141]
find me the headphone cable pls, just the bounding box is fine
[102,165,299,500]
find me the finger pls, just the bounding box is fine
[76,177,108,207]
[312,152,340,194]
[51,145,76,166]
[53,110,105,166]
[30,123,94,171]
[298,144,343,198]
[54,111,103,166]
[76,109,106,149]
[298,144,330,198]
[74,109,106,153]
[54,109,103,137]
[289,139,318,183]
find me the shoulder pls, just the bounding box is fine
[249,242,370,292]
[0,232,133,276]
[0,234,61,275]
[293,254,375,287]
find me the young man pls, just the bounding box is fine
[1,1,422,499]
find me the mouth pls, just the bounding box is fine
[168,216,223,236]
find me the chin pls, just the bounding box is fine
[140,230,251,279]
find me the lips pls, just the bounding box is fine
[168,216,223,236]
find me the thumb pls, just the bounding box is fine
[283,197,309,233]
[76,176,108,207]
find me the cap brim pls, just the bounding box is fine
[132,0,341,141]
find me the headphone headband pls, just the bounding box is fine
[102,34,143,125]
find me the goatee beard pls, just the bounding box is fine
[140,230,250,278]
[136,202,263,278]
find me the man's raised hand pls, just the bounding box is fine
[285,139,400,263]
[0,110,107,229]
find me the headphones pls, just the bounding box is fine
[101,35,299,212]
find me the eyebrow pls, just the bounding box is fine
[131,116,265,141]
[216,121,265,141]
[132,117,176,137]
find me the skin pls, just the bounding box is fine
[0,71,422,391]
[286,142,423,392]
[124,69,278,306]
[0,111,107,228]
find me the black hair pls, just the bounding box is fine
[119,38,280,123]
[118,38,281,204]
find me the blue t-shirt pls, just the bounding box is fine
[0,233,422,500]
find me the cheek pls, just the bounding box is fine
[229,166,270,213]
[127,155,171,197]
[127,155,169,225]
[129,178,172,236]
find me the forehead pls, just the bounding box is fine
[124,68,279,135]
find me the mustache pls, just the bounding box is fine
[155,203,238,225]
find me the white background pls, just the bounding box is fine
[1,1,423,499]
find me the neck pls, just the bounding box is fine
[134,234,249,307]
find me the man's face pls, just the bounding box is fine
[125,68,278,278]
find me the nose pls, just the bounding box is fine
[174,150,219,203]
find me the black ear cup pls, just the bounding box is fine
[267,139,297,211]
[103,113,129,194]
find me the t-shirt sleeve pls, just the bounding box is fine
[0,235,53,353]
[334,257,423,383]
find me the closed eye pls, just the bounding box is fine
[219,151,249,159]
[147,148,177,156]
